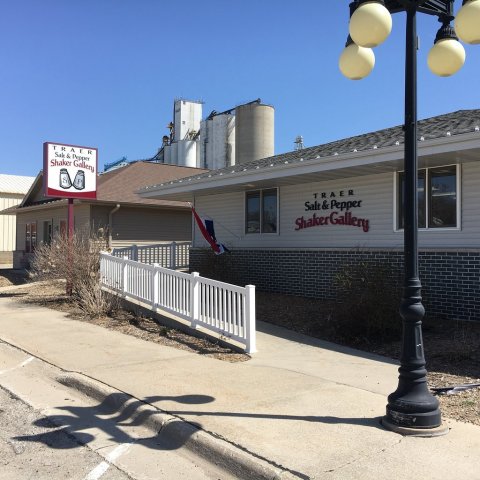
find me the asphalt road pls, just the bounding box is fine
[0,341,233,480]
[0,385,131,480]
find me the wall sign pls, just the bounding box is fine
[43,142,97,199]
[295,189,370,232]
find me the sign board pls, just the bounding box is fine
[43,142,97,199]
[295,189,370,232]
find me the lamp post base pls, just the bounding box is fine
[381,416,449,437]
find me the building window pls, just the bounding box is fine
[25,222,37,253]
[60,220,67,238]
[245,189,278,234]
[397,165,458,230]
[43,220,53,244]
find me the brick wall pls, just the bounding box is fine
[190,248,480,322]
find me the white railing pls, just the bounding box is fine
[100,253,256,353]
[111,242,191,269]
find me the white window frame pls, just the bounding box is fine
[244,187,279,235]
[393,163,461,232]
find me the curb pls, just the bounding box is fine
[57,372,303,480]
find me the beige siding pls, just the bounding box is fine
[194,162,480,249]
[0,193,23,252]
[91,205,191,248]
[16,204,91,251]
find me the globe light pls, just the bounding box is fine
[455,0,480,45]
[339,42,375,80]
[428,25,466,77]
[349,1,392,48]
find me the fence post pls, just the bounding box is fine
[185,242,191,269]
[101,252,110,287]
[170,241,177,269]
[152,263,159,308]
[122,256,128,294]
[190,272,200,329]
[132,244,139,261]
[245,285,256,354]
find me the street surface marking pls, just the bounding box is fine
[84,443,133,480]
[0,356,34,375]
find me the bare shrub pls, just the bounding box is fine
[30,229,117,317]
[75,279,120,318]
[333,259,403,343]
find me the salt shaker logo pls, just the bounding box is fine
[73,170,85,190]
[59,169,72,189]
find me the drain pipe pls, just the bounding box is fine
[108,204,121,249]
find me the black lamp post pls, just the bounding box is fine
[339,0,480,435]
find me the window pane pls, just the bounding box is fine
[262,189,277,233]
[25,224,31,253]
[429,166,457,228]
[418,171,426,228]
[60,220,67,238]
[246,192,260,234]
[43,221,53,244]
[398,170,426,229]
[31,223,37,251]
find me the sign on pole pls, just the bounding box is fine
[43,142,97,199]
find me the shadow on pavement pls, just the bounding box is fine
[13,392,215,451]
[13,390,384,452]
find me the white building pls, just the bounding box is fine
[139,109,480,322]
[0,174,35,265]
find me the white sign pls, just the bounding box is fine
[43,142,97,199]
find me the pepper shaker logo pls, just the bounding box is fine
[73,170,85,190]
[59,169,72,189]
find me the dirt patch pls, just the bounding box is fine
[1,270,478,426]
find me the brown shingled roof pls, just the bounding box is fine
[94,162,207,207]
[6,162,208,213]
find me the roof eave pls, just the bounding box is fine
[139,132,480,200]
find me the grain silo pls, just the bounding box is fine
[177,140,197,168]
[200,113,236,170]
[163,144,172,164]
[235,100,274,164]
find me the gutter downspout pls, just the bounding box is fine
[108,204,121,249]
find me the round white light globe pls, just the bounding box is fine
[455,0,480,45]
[349,1,392,48]
[339,43,375,80]
[427,38,466,77]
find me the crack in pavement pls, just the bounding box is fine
[321,437,403,476]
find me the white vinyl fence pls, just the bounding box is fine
[100,253,256,353]
[111,242,190,269]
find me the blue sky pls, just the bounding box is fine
[1,0,479,176]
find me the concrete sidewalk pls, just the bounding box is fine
[0,294,479,480]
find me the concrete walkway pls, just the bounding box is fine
[0,293,479,479]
